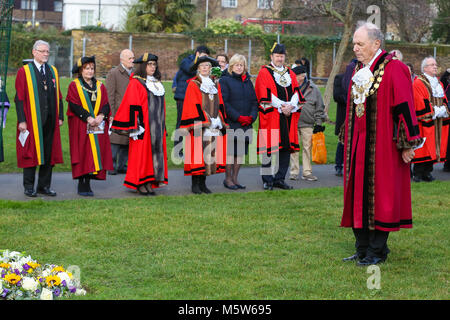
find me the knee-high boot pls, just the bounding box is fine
[198,175,211,194]
[191,175,202,194]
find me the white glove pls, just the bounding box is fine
[210,117,222,130]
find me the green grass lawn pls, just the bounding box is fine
[1,182,448,300]
[0,75,339,173]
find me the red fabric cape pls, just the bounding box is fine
[66,80,113,180]
[15,66,63,168]
[412,77,449,163]
[179,77,227,176]
[254,65,304,155]
[111,77,168,189]
[341,51,422,232]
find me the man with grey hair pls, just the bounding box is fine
[15,40,64,197]
[411,56,449,181]
[105,49,135,175]
[341,22,423,266]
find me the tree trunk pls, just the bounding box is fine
[323,0,353,119]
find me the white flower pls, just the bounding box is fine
[42,269,51,277]
[58,272,72,286]
[40,288,53,300]
[22,277,38,291]
[75,288,86,296]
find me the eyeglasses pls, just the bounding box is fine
[147,62,157,66]
[35,49,50,53]
[426,63,438,67]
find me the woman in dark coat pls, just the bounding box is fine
[219,54,258,190]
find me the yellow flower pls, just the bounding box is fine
[46,275,61,287]
[28,262,40,269]
[51,266,65,273]
[5,273,21,285]
[0,263,11,269]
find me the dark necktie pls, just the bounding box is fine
[40,65,47,90]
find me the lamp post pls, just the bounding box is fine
[205,0,209,28]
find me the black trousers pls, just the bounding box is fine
[413,161,433,177]
[261,149,290,184]
[335,141,344,172]
[111,143,128,171]
[23,117,54,190]
[353,228,390,259]
[174,99,184,148]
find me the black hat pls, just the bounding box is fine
[72,56,96,74]
[270,43,286,55]
[292,65,307,75]
[22,59,34,65]
[190,56,219,72]
[133,52,158,64]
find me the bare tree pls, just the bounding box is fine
[282,0,355,118]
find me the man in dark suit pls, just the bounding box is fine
[15,40,64,197]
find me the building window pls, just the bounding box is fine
[54,1,62,12]
[21,0,37,10]
[222,0,237,8]
[80,10,94,26]
[258,0,273,9]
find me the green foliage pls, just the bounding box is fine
[431,0,450,43]
[81,25,109,33]
[208,18,244,35]
[125,0,195,33]
[243,23,264,36]
[8,25,70,70]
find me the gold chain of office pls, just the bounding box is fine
[351,58,391,118]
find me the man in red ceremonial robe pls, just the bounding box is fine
[411,56,449,182]
[255,43,305,191]
[341,22,423,266]
[15,40,64,197]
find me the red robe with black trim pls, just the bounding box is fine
[66,80,113,180]
[255,65,304,155]
[180,76,228,176]
[14,65,63,168]
[341,51,422,232]
[412,76,449,164]
[111,76,168,190]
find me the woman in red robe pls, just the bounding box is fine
[111,53,168,196]
[180,56,228,194]
[66,56,113,196]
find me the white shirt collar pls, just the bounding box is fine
[34,60,44,73]
[121,63,132,75]
[365,49,383,68]
[271,62,285,72]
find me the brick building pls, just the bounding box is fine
[13,0,63,28]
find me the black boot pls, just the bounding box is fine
[85,177,94,196]
[199,175,212,194]
[191,175,202,194]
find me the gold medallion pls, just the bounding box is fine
[356,104,365,118]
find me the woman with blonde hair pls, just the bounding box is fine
[219,54,258,190]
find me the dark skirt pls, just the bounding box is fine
[227,127,252,157]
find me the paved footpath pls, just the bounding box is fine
[0,163,449,201]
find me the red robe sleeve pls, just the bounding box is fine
[179,80,210,131]
[111,78,145,131]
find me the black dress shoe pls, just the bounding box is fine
[342,253,365,262]
[37,187,57,196]
[117,169,127,174]
[24,189,37,197]
[273,180,293,190]
[357,256,385,266]
[235,184,246,189]
[108,170,117,175]
[263,182,273,190]
[412,175,422,182]
[422,174,435,182]
[223,180,239,190]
